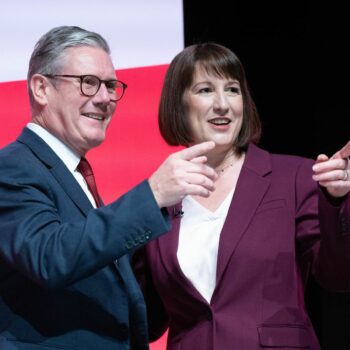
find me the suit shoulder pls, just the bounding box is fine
[0,140,48,183]
[248,143,314,175]
[268,153,315,183]
[0,139,32,159]
[270,152,314,168]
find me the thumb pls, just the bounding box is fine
[331,141,350,160]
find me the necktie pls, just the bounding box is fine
[77,157,102,207]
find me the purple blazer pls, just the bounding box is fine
[133,144,350,350]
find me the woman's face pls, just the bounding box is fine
[183,64,244,151]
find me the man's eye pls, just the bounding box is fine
[84,77,98,86]
[105,81,116,90]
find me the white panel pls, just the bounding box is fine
[0,0,183,82]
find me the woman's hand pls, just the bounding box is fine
[312,141,350,198]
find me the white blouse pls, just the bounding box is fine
[177,189,234,303]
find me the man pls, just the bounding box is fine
[0,26,216,350]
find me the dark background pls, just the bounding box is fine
[183,1,348,349]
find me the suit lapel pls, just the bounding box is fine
[158,204,207,302]
[158,144,273,303]
[17,128,93,216]
[215,144,272,288]
[157,204,183,280]
[50,162,94,215]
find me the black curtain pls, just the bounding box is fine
[183,1,349,349]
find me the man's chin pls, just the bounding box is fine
[89,138,105,148]
[82,135,105,153]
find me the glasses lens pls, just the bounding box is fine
[114,81,126,101]
[81,76,126,101]
[105,81,125,101]
[81,75,100,96]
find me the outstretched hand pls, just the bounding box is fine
[148,141,218,208]
[312,141,350,198]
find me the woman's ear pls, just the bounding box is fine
[30,74,51,106]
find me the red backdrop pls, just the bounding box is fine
[0,64,182,349]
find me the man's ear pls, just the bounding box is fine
[30,74,51,106]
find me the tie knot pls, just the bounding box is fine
[77,158,93,178]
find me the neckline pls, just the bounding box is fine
[184,187,235,217]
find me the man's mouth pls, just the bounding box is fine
[83,113,106,121]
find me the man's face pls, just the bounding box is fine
[40,46,117,156]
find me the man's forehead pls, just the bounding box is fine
[62,46,115,74]
[64,45,108,58]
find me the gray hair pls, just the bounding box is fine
[27,25,111,106]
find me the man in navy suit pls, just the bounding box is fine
[0,26,217,349]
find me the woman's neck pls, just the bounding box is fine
[191,148,245,212]
[206,148,241,173]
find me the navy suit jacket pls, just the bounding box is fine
[134,143,350,350]
[0,128,170,350]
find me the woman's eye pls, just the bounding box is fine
[198,87,212,94]
[227,86,240,94]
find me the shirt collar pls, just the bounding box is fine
[26,123,80,173]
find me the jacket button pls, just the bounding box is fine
[145,230,151,240]
[206,310,213,321]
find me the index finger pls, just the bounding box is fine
[331,140,350,160]
[177,141,215,161]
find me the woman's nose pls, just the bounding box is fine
[213,91,229,114]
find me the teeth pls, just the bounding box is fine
[85,114,104,121]
[209,118,230,125]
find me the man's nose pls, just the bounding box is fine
[93,82,111,104]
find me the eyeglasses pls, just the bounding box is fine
[44,74,127,101]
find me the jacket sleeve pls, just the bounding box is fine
[295,158,350,292]
[314,188,350,291]
[0,157,170,289]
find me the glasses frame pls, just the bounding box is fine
[43,74,127,101]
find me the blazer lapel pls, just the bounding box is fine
[158,144,273,304]
[17,128,93,216]
[157,204,183,280]
[50,162,94,215]
[215,144,272,288]
[158,204,207,302]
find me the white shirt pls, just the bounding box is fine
[177,189,234,303]
[26,123,97,208]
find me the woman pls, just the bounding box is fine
[134,43,350,349]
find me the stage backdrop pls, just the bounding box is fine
[0,1,184,349]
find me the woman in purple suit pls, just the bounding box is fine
[135,42,350,349]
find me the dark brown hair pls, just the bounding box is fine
[158,42,261,153]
